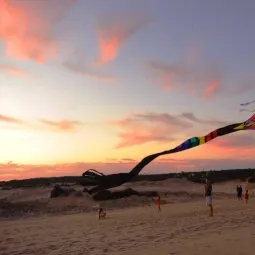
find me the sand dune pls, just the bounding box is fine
[0,179,254,254]
[0,198,254,255]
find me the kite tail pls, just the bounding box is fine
[128,152,166,178]
[128,122,244,178]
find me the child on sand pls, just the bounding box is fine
[244,190,249,204]
[98,207,106,219]
[156,195,161,212]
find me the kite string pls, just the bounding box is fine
[240,99,255,106]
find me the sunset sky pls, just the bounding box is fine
[0,0,254,181]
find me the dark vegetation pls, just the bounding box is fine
[50,185,84,198]
[92,188,159,201]
[0,168,255,189]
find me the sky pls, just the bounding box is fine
[0,0,254,181]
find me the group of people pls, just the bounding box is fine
[236,184,249,203]
[97,179,250,219]
[204,179,250,217]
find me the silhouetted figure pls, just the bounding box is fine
[98,207,106,219]
[236,185,243,200]
[244,190,249,204]
[204,179,213,217]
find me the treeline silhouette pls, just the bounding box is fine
[0,168,254,189]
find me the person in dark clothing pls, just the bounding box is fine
[204,179,213,217]
[244,190,249,204]
[98,207,106,219]
[236,185,243,200]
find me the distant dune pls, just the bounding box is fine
[1,177,254,220]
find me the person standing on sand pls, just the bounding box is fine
[98,207,106,219]
[156,195,161,212]
[239,185,243,200]
[244,190,249,204]
[204,179,213,217]
[236,185,240,199]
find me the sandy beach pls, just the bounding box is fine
[0,179,254,255]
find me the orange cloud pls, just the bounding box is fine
[112,113,191,148]
[0,63,26,77]
[0,0,74,63]
[1,155,255,181]
[148,62,181,92]
[111,112,231,148]
[0,113,83,132]
[39,119,84,132]
[208,134,255,150]
[0,114,24,124]
[203,80,221,98]
[96,15,150,65]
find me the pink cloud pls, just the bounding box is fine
[203,80,221,98]
[111,112,225,148]
[39,119,84,132]
[0,113,83,132]
[0,63,26,77]
[0,0,74,63]
[112,113,189,148]
[96,15,150,65]
[209,134,255,149]
[0,114,24,124]
[148,60,223,98]
[148,62,181,91]
[180,112,227,126]
[110,111,249,149]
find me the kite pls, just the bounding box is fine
[82,114,255,194]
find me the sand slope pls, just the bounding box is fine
[0,197,254,255]
[1,179,254,254]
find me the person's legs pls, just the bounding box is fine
[206,196,213,216]
[209,204,213,216]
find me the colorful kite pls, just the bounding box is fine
[82,114,255,194]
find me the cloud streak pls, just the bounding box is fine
[0,113,83,132]
[210,134,255,149]
[111,112,226,148]
[1,156,255,181]
[0,63,27,77]
[0,114,24,124]
[148,60,223,98]
[62,60,117,83]
[40,119,83,132]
